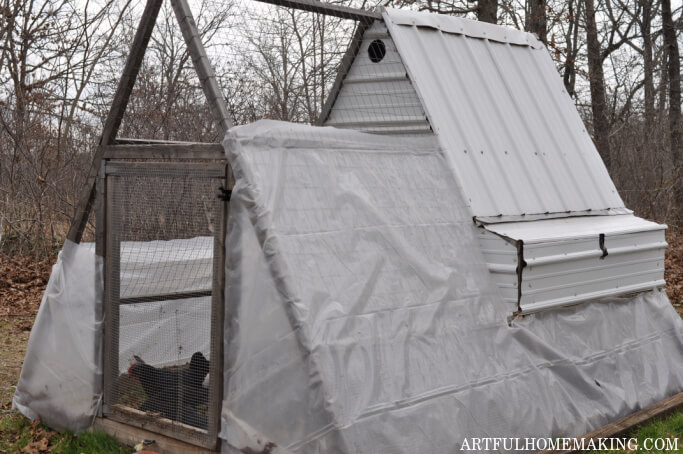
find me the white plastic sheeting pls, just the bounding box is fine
[118,237,213,372]
[221,120,683,453]
[12,121,683,448]
[119,236,213,298]
[13,240,103,432]
[118,296,211,373]
[13,236,214,431]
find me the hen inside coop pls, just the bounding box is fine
[103,162,226,446]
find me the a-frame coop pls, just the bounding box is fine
[71,0,230,448]
[14,0,683,452]
[63,0,383,450]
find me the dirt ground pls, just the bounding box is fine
[0,321,30,413]
[0,254,52,414]
[0,229,681,421]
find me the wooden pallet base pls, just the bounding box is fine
[539,390,683,454]
[93,417,220,454]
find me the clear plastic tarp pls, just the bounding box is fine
[221,120,683,453]
[13,240,103,432]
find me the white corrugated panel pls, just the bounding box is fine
[478,215,667,313]
[323,21,432,135]
[383,8,625,220]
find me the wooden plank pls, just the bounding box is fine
[170,0,232,134]
[207,167,228,448]
[67,0,164,244]
[103,143,226,161]
[253,0,380,22]
[114,138,212,145]
[95,164,106,417]
[537,391,683,454]
[109,405,215,450]
[94,417,219,454]
[103,176,120,414]
[104,161,226,177]
[120,290,212,305]
[95,163,106,257]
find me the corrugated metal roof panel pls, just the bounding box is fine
[383,8,625,220]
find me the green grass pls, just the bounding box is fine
[0,413,131,453]
[590,411,683,453]
[1,409,681,453]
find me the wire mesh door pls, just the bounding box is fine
[103,162,227,449]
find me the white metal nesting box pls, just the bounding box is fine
[321,9,668,313]
[479,215,667,313]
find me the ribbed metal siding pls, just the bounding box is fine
[478,215,667,313]
[383,9,625,219]
[323,22,432,135]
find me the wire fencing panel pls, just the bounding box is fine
[208,0,429,133]
[118,0,431,141]
[104,163,226,448]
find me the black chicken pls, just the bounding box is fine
[127,352,210,429]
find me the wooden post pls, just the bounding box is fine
[95,162,106,416]
[103,175,120,414]
[66,0,164,245]
[170,0,232,135]
[207,166,229,448]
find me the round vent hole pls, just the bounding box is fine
[368,40,386,63]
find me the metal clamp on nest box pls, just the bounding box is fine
[218,186,232,202]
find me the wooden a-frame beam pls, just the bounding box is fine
[68,0,378,244]
[66,0,164,244]
[171,0,232,134]
[67,0,232,244]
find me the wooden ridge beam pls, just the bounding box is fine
[253,0,381,22]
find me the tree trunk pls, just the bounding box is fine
[661,0,681,211]
[563,0,581,98]
[527,0,547,44]
[640,0,655,131]
[478,0,498,23]
[584,0,612,171]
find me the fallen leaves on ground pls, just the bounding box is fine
[0,254,53,322]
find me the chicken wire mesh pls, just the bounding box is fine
[117,0,432,141]
[104,163,226,446]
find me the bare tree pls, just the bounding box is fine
[0,0,130,256]
[527,0,547,43]
[661,0,681,212]
[583,0,613,170]
[562,0,582,97]
[639,0,655,130]
[479,0,498,22]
